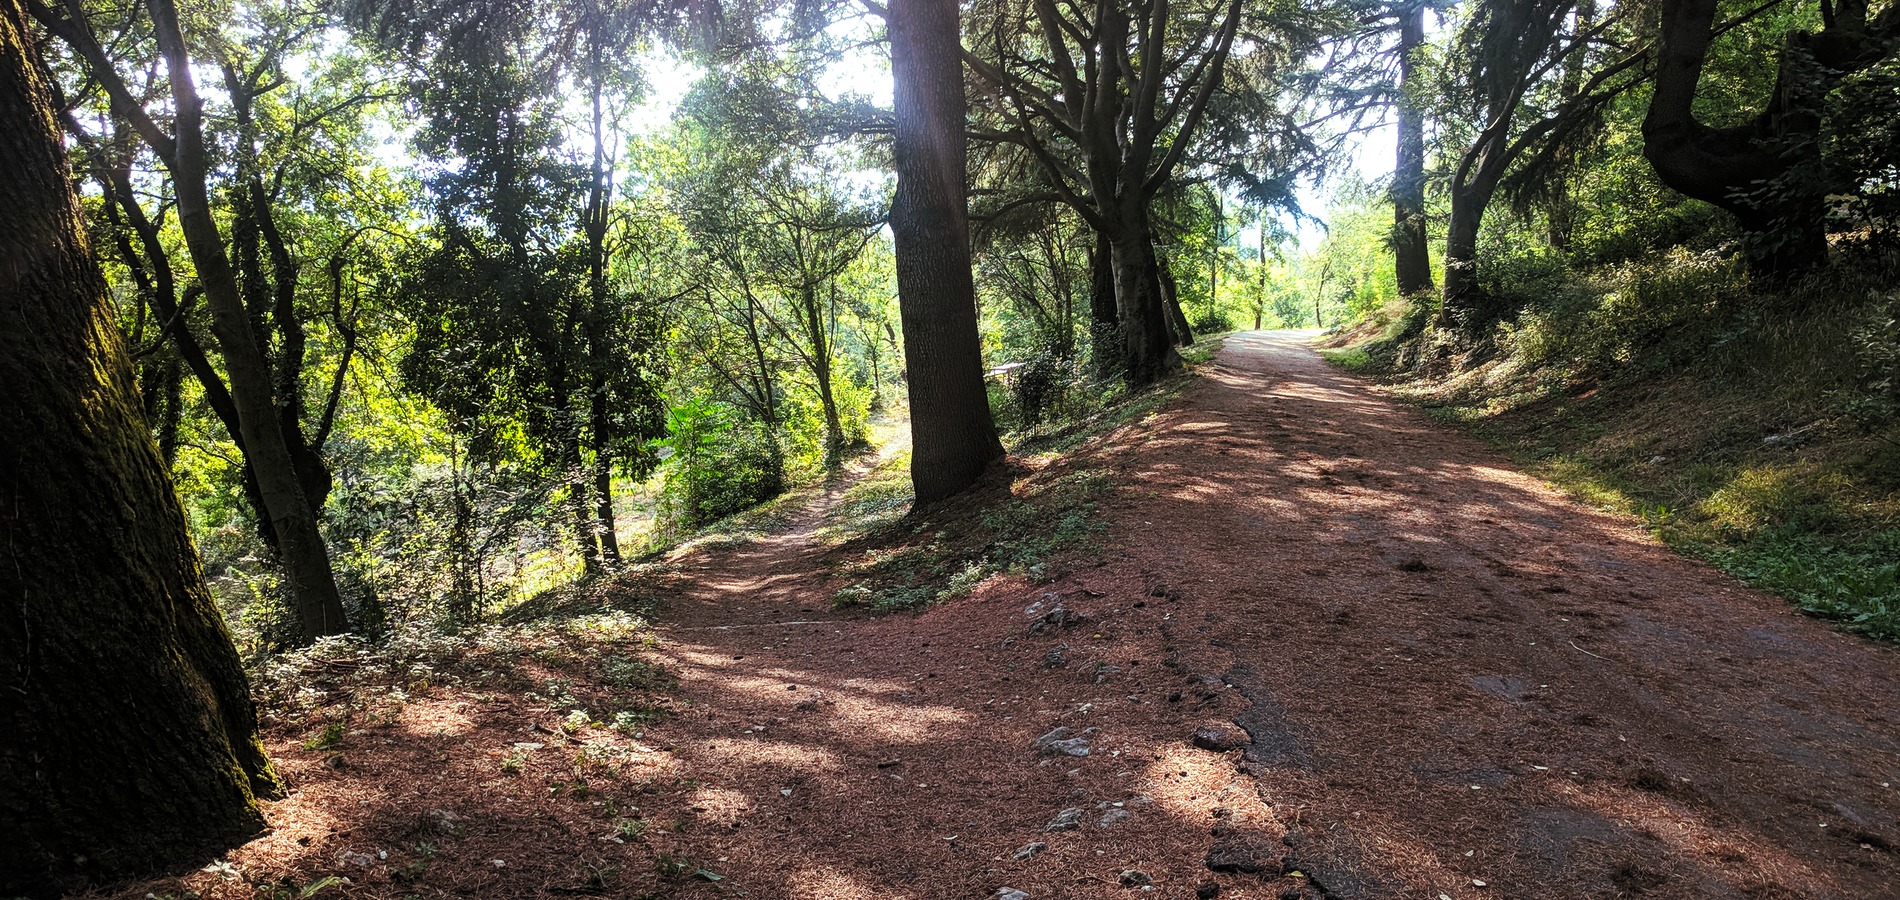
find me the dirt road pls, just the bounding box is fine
[637,330,1900,899]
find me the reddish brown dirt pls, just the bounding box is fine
[631,331,1900,899]
[97,332,1900,899]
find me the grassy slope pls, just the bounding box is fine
[821,334,1222,613]
[1322,258,1900,640]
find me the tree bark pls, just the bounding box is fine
[890,0,1004,505]
[1108,209,1182,383]
[1392,0,1434,297]
[141,0,348,639]
[0,5,280,891]
[1087,227,1120,374]
[1155,245,1195,346]
[1440,180,1496,331]
[803,285,847,467]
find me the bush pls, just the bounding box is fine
[1191,309,1237,334]
[656,400,785,529]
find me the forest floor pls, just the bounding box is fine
[109,331,1900,900]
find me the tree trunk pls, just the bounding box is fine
[1642,0,1839,277]
[591,394,621,565]
[1108,213,1181,384]
[1155,245,1195,346]
[1392,0,1434,297]
[890,0,1004,505]
[804,285,846,467]
[147,0,346,639]
[557,400,601,575]
[1438,163,1509,336]
[582,43,619,566]
[1087,227,1120,375]
[0,7,280,892]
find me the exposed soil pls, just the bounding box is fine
[100,331,1900,899]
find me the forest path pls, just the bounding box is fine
[636,330,1900,899]
[654,419,909,631]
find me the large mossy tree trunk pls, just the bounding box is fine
[0,3,280,892]
[890,0,1004,504]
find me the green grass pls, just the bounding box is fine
[821,342,1216,615]
[1699,529,1900,640]
[1327,253,1900,642]
[1319,346,1373,371]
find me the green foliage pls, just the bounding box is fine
[303,722,346,751]
[1843,294,1900,426]
[655,400,786,530]
[1708,530,1900,641]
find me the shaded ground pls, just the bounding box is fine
[103,332,1900,899]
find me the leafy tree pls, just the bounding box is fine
[1432,0,1648,336]
[1644,0,1900,275]
[33,0,350,638]
[964,0,1248,382]
[382,0,667,573]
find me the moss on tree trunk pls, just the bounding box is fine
[0,2,279,893]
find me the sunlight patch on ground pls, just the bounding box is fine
[692,737,846,773]
[786,865,919,900]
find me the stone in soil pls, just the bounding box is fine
[1119,869,1152,887]
[1195,881,1223,898]
[1027,600,1087,634]
[1192,723,1250,753]
[1045,807,1085,831]
[1034,726,1091,756]
[1097,808,1132,827]
[993,890,1030,900]
[1012,841,1047,860]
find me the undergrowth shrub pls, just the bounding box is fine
[1709,529,1900,640]
[1192,309,1237,334]
[655,399,785,530]
[1843,293,1900,426]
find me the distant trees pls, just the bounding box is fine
[889,0,1004,502]
[1,0,279,889]
[371,0,668,573]
[33,0,350,639]
[965,0,1247,383]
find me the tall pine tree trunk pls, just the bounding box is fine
[890,0,1003,504]
[1392,0,1434,297]
[0,6,280,891]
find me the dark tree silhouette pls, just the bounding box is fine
[0,0,281,892]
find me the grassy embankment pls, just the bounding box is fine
[1323,250,1900,639]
